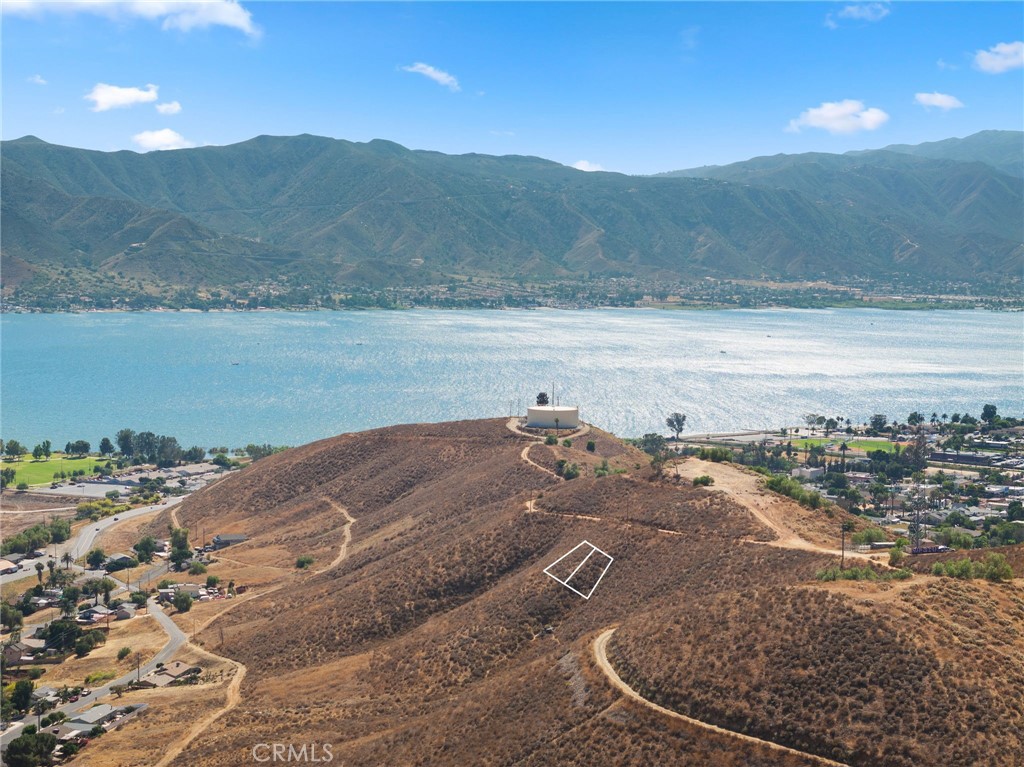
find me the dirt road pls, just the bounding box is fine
[674,459,872,561]
[592,628,848,767]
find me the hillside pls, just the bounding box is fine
[110,418,1024,767]
[876,130,1023,178]
[2,132,1021,304]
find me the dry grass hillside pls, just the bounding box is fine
[123,418,1023,767]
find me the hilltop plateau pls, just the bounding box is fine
[103,418,1024,767]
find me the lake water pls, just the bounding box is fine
[1,309,1021,448]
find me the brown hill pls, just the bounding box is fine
[141,419,1021,767]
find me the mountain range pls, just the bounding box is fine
[1,130,1021,298]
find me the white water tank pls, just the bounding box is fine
[526,405,580,429]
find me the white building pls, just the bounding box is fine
[526,405,580,430]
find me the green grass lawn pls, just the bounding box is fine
[790,438,899,453]
[1,454,108,486]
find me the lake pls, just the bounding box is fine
[1,308,1021,448]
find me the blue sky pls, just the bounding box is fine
[2,1,1021,174]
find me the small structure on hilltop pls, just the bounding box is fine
[527,405,580,430]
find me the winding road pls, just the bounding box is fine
[592,628,848,767]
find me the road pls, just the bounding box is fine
[0,598,186,748]
[592,628,848,767]
[0,496,185,589]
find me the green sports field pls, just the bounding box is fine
[1,454,109,486]
[789,438,899,453]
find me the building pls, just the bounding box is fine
[0,559,20,574]
[212,533,248,549]
[526,405,580,430]
[791,467,825,480]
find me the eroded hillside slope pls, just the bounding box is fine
[143,419,1021,767]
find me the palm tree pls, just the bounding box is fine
[46,559,56,581]
[839,442,849,471]
[34,562,44,584]
[61,552,74,570]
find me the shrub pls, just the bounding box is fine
[586,440,596,452]
[697,447,732,462]
[562,463,580,480]
[692,475,714,487]
[27,667,44,680]
[544,435,558,446]
[172,591,193,613]
[16,482,28,490]
[117,647,132,661]
[206,575,220,588]
[983,553,1014,582]
[562,439,572,448]
[85,670,116,685]
[852,528,887,545]
[188,561,207,575]
[296,555,315,569]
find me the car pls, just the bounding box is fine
[69,695,79,702]
[81,689,92,696]
[113,517,119,521]
[95,527,100,531]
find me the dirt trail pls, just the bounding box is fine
[674,460,871,561]
[322,501,356,572]
[154,498,355,765]
[525,499,683,536]
[520,443,561,479]
[592,628,848,767]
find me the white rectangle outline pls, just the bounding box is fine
[543,540,614,600]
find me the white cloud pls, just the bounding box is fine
[401,62,460,92]
[839,3,890,22]
[936,58,958,71]
[826,2,890,29]
[572,160,605,172]
[2,1,260,38]
[85,82,158,112]
[786,99,889,134]
[156,101,182,115]
[914,92,964,111]
[132,128,193,151]
[973,41,1024,74]
[27,74,46,85]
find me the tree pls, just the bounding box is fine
[155,435,182,468]
[12,679,34,712]
[981,404,998,423]
[172,591,193,613]
[98,437,115,456]
[639,433,667,456]
[3,731,58,767]
[134,431,157,463]
[666,412,687,440]
[34,562,44,584]
[869,414,888,433]
[944,434,965,455]
[824,418,838,436]
[61,552,74,570]
[2,602,23,630]
[1008,500,1024,522]
[4,439,25,460]
[116,428,136,457]
[889,539,908,567]
[31,444,45,461]
[536,392,549,406]
[133,535,158,563]
[182,445,206,463]
[907,411,924,429]
[1,467,16,488]
[86,548,106,569]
